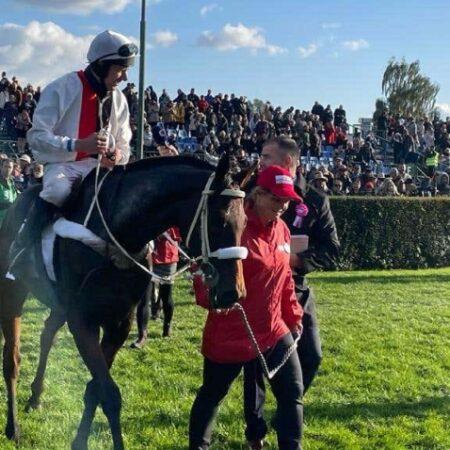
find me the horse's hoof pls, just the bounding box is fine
[25,396,41,412]
[5,422,20,443]
[130,338,146,349]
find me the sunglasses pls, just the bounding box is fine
[102,43,138,60]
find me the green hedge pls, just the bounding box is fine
[330,197,450,269]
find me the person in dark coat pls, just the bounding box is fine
[243,136,340,449]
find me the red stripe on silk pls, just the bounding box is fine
[75,70,98,161]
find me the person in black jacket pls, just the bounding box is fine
[243,136,340,450]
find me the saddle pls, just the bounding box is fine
[7,177,148,310]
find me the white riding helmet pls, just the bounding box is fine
[87,30,138,67]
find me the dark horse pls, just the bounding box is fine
[0,155,247,450]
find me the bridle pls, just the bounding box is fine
[91,163,247,284]
[185,172,247,286]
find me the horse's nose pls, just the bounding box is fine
[217,290,240,308]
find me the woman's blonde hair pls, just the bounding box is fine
[246,186,270,208]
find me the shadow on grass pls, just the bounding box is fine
[311,273,450,285]
[302,396,450,420]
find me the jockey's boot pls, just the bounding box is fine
[162,322,171,338]
[7,197,57,279]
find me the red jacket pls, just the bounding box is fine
[199,208,303,364]
[150,227,181,265]
[198,99,209,113]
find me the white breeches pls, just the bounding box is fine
[39,158,98,207]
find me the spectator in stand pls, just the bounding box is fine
[360,173,376,195]
[174,88,187,103]
[27,162,44,188]
[0,78,9,123]
[23,92,37,120]
[311,171,328,193]
[205,89,214,105]
[349,178,362,195]
[424,146,440,177]
[323,122,336,148]
[174,100,185,130]
[159,88,171,107]
[331,178,345,196]
[197,95,209,113]
[418,176,435,197]
[15,108,32,153]
[0,159,18,226]
[146,85,158,101]
[357,139,376,164]
[188,88,199,106]
[404,178,418,196]
[4,94,18,139]
[333,104,346,127]
[146,98,160,126]
[161,100,176,129]
[311,101,324,119]
[437,173,450,195]
[376,178,400,196]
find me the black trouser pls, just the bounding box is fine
[189,333,303,450]
[243,288,322,442]
[136,281,174,337]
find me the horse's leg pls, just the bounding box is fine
[69,311,131,450]
[26,308,66,411]
[0,282,27,442]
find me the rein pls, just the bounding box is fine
[89,147,297,379]
[90,158,247,283]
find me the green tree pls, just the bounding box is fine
[381,58,439,117]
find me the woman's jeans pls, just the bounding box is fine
[189,333,303,450]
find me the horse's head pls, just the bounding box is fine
[186,154,249,308]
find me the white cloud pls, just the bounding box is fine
[321,22,341,29]
[298,43,319,59]
[200,3,221,17]
[342,39,369,51]
[0,21,95,87]
[266,45,288,56]
[437,103,450,117]
[16,0,134,15]
[151,30,178,47]
[198,23,287,55]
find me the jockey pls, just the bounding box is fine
[9,30,137,273]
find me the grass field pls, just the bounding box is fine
[0,268,449,449]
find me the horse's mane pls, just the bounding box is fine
[126,155,216,173]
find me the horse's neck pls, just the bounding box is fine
[87,164,211,253]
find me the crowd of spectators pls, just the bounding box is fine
[1,70,450,204]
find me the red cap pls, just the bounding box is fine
[257,166,302,202]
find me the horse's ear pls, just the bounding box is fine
[234,161,258,190]
[214,153,231,183]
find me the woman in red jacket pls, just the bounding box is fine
[189,165,304,450]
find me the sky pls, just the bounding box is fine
[0,0,449,123]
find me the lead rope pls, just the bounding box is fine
[92,156,297,378]
[231,303,302,380]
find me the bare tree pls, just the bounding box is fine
[382,58,439,117]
